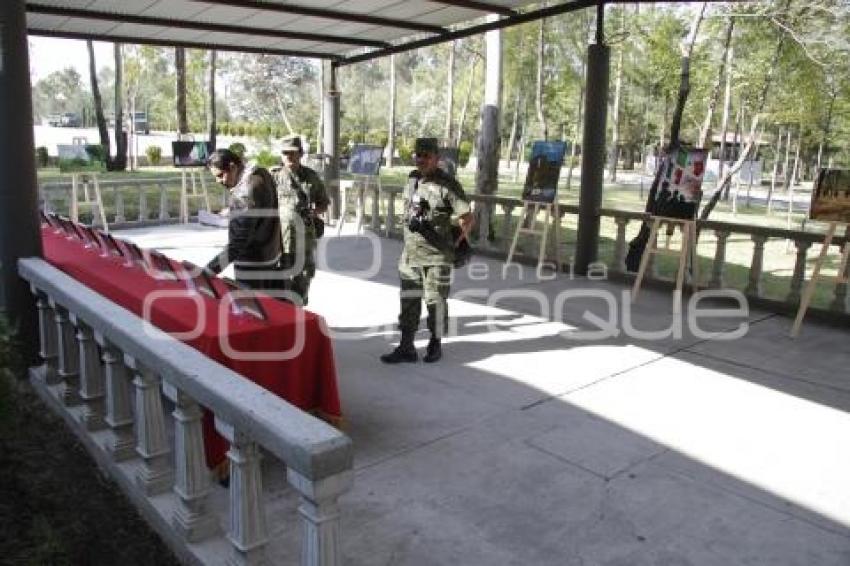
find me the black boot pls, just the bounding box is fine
[380,332,418,364]
[423,336,442,363]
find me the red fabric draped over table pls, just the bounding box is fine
[41,227,341,470]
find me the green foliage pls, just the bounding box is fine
[228,142,247,158]
[145,145,162,166]
[253,148,279,168]
[458,140,472,167]
[35,147,49,168]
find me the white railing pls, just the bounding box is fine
[19,257,353,566]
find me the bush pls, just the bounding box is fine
[228,142,247,159]
[458,141,472,167]
[253,148,279,168]
[145,145,162,166]
[398,141,413,165]
[235,124,246,136]
[219,122,230,136]
[35,146,49,168]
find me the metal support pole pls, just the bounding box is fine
[574,3,609,276]
[323,62,341,219]
[0,0,42,363]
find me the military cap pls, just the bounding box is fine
[413,137,439,156]
[281,135,304,153]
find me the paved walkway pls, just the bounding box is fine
[122,223,850,566]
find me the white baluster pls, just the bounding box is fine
[33,289,59,384]
[287,469,353,566]
[216,418,268,566]
[126,355,173,495]
[163,382,218,542]
[51,301,81,406]
[71,317,105,431]
[95,334,135,461]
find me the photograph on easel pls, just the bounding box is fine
[660,146,707,205]
[348,144,383,176]
[172,141,214,167]
[57,144,107,173]
[521,141,567,203]
[810,169,850,223]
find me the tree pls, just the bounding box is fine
[175,47,188,134]
[86,41,111,169]
[208,50,217,148]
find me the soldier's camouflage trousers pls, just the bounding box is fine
[398,262,451,338]
[280,252,316,306]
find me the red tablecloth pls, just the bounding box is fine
[41,227,341,469]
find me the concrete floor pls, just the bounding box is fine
[119,222,850,566]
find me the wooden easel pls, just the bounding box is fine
[336,175,381,236]
[505,201,561,276]
[790,222,850,337]
[70,173,108,232]
[179,168,211,223]
[631,216,699,314]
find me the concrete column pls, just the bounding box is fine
[96,334,135,461]
[0,0,42,364]
[323,62,341,219]
[127,355,173,496]
[574,7,610,276]
[288,469,353,566]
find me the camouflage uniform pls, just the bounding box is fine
[397,167,471,340]
[275,164,329,305]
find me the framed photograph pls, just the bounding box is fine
[348,144,384,176]
[57,144,107,173]
[522,141,567,203]
[182,261,220,299]
[79,225,103,248]
[810,169,850,224]
[660,146,707,205]
[172,141,214,168]
[148,250,178,279]
[221,279,268,321]
[98,231,125,257]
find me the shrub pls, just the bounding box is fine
[398,142,413,165]
[219,122,230,136]
[228,142,247,159]
[235,123,246,136]
[145,145,162,166]
[458,140,473,167]
[253,149,279,168]
[35,146,49,168]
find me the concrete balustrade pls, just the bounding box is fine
[19,258,353,566]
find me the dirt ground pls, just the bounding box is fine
[0,376,180,566]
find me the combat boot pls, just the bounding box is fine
[423,337,442,363]
[380,332,418,364]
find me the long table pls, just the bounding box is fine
[41,226,342,470]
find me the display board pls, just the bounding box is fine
[810,169,850,223]
[658,146,707,205]
[521,141,567,203]
[172,141,214,167]
[348,144,383,176]
[57,144,107,173]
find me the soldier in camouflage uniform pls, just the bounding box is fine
[381,137,474,364]
[275,135,329,306]
[206,148,282,290]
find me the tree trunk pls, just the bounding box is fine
[86,41,111,163]
[208,51,217,148]
[816,86,836,173]
[387,54,396,166]
[455,54,478,148]
[781,127,792,192]
[535,11,548,140]
[699,17,735,149]
[668,2,707,147]
[445,41,456,143]
[786,126,801,230]
[717,43,734,179]
[316,61,324,155]
[767,126,784,214]
[506,91,521,167]
[112,43,126,171]
[175,47,188,134]
[476,21,501,197]
[607,8,626,180]
[565,54,587,193]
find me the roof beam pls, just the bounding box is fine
[26,4,390,48]
[28,29,340,60]
[339,0,598,66]
[428,1,517,17]
[191,0,448,35]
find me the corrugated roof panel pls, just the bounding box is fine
[87,0,158,12]
[56,17,121,35]
[139,0,210,20]
[26,13,69,30]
